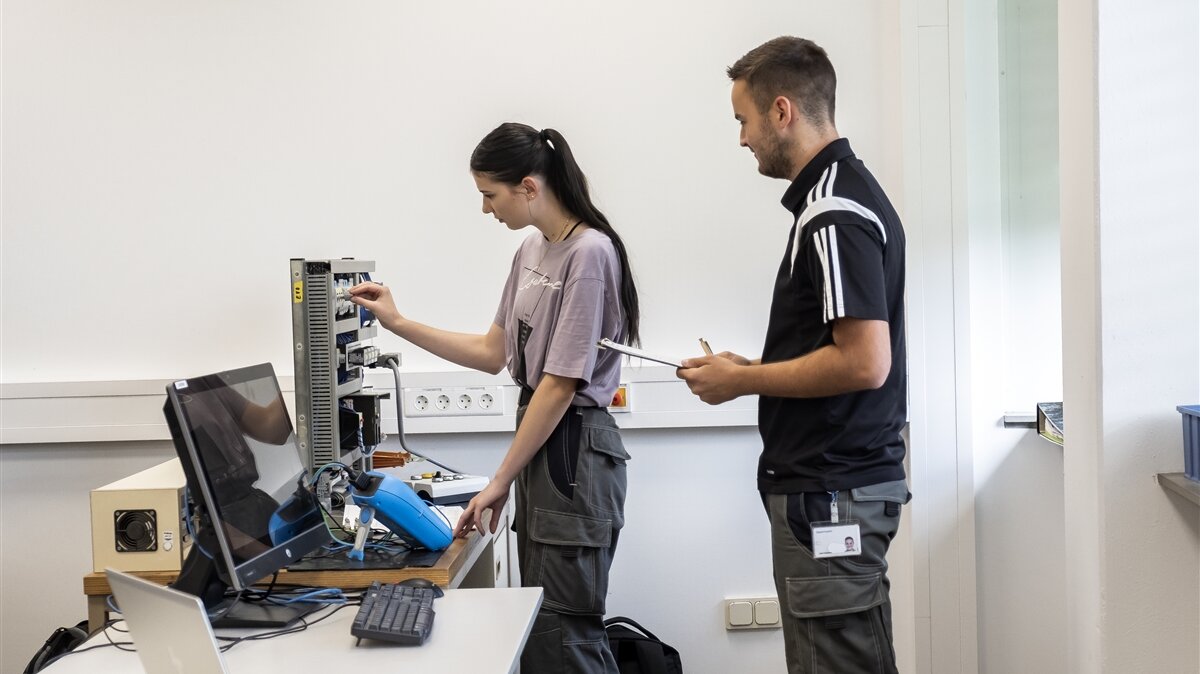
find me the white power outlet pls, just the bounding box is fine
[405,386,504,417]
[724,596,782,630]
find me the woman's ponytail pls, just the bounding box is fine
[472,123,641,345]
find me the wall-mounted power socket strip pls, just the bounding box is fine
[404,386,503,418]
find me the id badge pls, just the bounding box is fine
[810,521,862,558]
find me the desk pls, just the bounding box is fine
[83,529,496,633]
[45,587,542,674]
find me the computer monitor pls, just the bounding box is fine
[163,362,332,627]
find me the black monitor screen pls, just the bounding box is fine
[166,363,328,590]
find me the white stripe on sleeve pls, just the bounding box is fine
[795,197,887,245]
[818,228,836,321]
[828,225,844,318]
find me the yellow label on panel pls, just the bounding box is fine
[293,281,303,303]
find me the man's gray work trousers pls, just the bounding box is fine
[765,480,910,674]
[515,405,629,674]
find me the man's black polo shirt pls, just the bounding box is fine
[757,138,907,494]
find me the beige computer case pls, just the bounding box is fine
[90,458,190,573]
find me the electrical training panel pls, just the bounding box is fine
[290,258,391,502]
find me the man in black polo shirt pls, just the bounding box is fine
[678,36,910,673]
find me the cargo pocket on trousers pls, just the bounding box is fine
[784,573,887,619]
[785,573,893,669]
[529,508,614,613]
[583,424,629,521]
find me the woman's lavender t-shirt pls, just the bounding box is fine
[494,228,625,407]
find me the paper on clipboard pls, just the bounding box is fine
[597,338,683,367]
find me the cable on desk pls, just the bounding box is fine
[40,586,362,671]
[106,587,244,626]
[35,606,355,669]
[103,621,136,653]
[267,588,349,605]
[215,602,355,652]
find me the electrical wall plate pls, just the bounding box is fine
[404,386,504,417]
[723,597,783,630]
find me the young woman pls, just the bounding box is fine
[350,122,639,672]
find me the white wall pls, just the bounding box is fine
[1,0,901,383]
[1060,0,1200,672]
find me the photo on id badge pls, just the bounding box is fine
[811,522,862,558]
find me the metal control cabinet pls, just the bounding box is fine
[290,258,386,475]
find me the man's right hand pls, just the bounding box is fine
[676,352,752,405]
[680,350,751,369]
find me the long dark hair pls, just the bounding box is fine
[470,122,641,345]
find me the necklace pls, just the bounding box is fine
[527,218,583,276]
[548,216,580,243]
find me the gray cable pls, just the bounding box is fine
[380,355,415,455]
[379,355,461,475]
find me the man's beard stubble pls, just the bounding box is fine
[756,124,797,180]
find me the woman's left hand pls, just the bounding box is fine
[453,478,511,538]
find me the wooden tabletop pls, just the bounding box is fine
[83,531,483,596]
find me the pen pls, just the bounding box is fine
[699,338,713,356]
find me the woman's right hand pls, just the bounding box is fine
[349,282,403,330]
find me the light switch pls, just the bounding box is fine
[754,599,781,625]
[727,601,753,627]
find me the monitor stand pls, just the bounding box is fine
[208,596,322,629]
[171,542,321,628]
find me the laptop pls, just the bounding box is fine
[105,568,231,674]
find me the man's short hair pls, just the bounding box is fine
[727,36,837,128]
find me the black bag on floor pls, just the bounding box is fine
[24,619,89,673]
[604,615,683,674]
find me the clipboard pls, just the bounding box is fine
[597,338,683,368]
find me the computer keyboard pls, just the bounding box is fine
[351,581,437,646]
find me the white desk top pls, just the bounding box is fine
[44,587,542,674]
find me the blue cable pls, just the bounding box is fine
[267,588,347,605]
[310,462,349,487]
